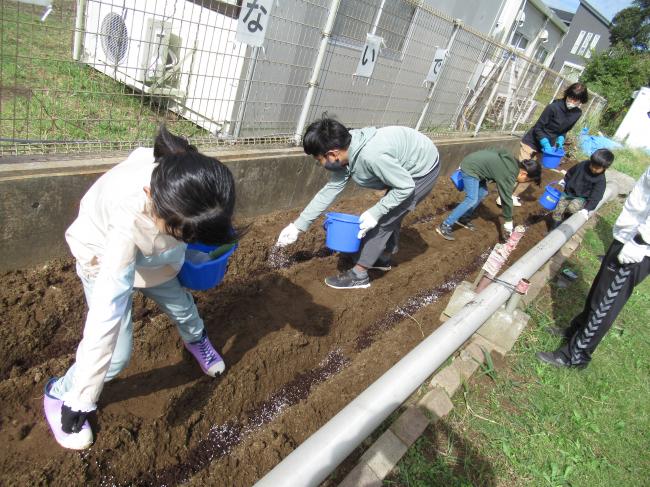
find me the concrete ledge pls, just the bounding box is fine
[1,135,520,272]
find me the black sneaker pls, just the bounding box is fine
[457,217,476,231]
[436,223,455,241]
[368,257,392,271]
[324,269,370,289]
[536,351,587,369]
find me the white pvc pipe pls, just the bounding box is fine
[254,182,619,487]
[293,0,341,145]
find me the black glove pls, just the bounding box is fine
[61,404,88,434]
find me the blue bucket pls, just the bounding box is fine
[450,169,464,191]
[538,184,562,211]
[541,147,565,169]
[178,242,237,290]
[323,212,362,253]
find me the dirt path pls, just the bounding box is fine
[0,167,563,486]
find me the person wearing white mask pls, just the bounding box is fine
[497,82,588,208]
[537,167,650,368]
[276,118,440,290]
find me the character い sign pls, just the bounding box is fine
[355,34,384,79]
[236,0,275,47]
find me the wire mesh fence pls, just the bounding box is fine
[0,0,607,156]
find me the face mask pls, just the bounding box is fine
[323,159,346,171]
[566,101,580,110]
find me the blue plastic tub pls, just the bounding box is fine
[178,242,237,290]
[541,147,565,169]
[538,183,562,211]
[450,169,464,191]
[323,212,362,253]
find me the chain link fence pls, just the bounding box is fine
[0,0,607,156]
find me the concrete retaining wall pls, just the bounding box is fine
[0,135,520,272]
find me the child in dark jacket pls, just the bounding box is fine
[551,148,615,229]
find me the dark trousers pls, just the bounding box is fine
[357,163,440,268]
[559,240,650,365]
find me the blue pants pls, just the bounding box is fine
[443,171,488,227]
[50,264,205,399]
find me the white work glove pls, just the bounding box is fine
[276,223,300,247]
[503,220,514,236]
[558,179,566,188]
[617,240,648,265]
[578,208,590,219]
[358,211,378,239]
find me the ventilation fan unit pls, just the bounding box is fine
[81,0,247,134]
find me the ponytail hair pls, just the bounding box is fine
[150,125,244,245]
[153,124,197,158]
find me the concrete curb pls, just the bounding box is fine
[335,217,598,487]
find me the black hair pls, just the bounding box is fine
[590,148,614,168]
[302,118,352,157]
[149,125,242,246]
[519,158,542,186]
[563,82,589,104]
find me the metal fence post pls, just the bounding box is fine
[415,19,462,131]
[473,50,512,136]
[293,0,341,145]
[72,0,87,61]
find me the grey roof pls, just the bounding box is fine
[579,0,612,27]
[550,7,575,26]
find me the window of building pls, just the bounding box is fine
[577,32,594,56]
[534,45,548,64]
[332,0,417,54]
[510,31,529,51]
[560,61,584,83]
[571,30,600,58]
[584,34,600,58]
[570,30,586,54]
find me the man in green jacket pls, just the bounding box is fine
[276,118,440,289]
[436,149,541,241]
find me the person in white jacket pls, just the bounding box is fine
[43,126,239,449]
[537,166,650,368]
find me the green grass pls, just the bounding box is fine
[0,1,205,145]
[608,148,650,180]
[386,201,650,486]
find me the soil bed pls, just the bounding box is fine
[0,163,569,486]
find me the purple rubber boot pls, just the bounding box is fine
[184,332,226,377]
[43,378,93,450]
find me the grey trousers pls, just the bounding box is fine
[357,162,440,268]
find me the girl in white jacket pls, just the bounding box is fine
[43,126,239,449]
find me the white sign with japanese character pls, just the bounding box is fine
[425,48,449,85]
[355,34,383,79]
[236,0,275,47]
